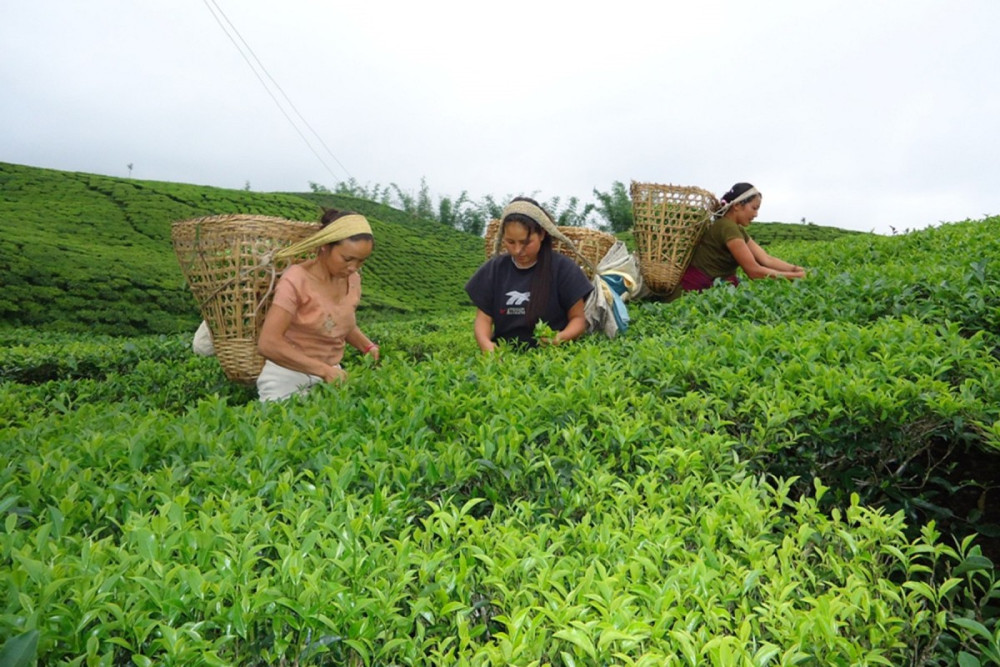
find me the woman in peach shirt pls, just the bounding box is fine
[256,209,379,401]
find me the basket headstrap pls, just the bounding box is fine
[493,201,598,275]
[274,214,372,259]
[714,186,760,217]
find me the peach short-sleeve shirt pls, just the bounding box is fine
[270,264,361,366]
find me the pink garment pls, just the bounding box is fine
[680,264,739,292]
[270,264,361,366]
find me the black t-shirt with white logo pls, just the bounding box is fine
[465,252,593,347]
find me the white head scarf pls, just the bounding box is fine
[714,186,761,217]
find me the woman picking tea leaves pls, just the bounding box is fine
[465,197,593,352]
[256,209,379,401]
[680,182,806,292]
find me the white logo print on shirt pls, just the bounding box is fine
[505,290,530,306]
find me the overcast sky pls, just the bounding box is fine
[3,1,998,234]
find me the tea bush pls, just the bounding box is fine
[3,217,1000,664]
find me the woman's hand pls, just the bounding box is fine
[534,320,560,346]
[547,299,588,345]
[321,365,348,384]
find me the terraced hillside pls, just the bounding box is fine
[0,162,483,335]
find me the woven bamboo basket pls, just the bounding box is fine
[629,181,719,295]
[484,219,616,277]
[171,214,318,385]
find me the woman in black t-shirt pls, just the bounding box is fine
[465,197,593,353]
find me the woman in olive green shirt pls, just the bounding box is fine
[680,182,806,291]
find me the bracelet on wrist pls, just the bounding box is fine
[362,342,378,354]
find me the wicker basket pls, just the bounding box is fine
[484,219,616,277]
[483,218,500,258]
[171,214,318,385]
[629,181,719,295]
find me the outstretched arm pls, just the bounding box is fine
[726,237,806,280]
[747,239,806,275]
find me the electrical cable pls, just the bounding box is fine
[201,0,352,183]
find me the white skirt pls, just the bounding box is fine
[256,359,331,402]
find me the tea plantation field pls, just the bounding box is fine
[3,196,1000,664]
[0,162,484,335]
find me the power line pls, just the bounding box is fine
[201,0,352,183]
[204,0,353,180]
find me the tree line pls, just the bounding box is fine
[309,178,634,236]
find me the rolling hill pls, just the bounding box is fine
[1,161,866,336]
[0,162,484,335]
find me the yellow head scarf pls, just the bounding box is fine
[274,214,372,259]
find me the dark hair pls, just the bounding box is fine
[719,182,761,208]
[320,207,348,226]
[319,208,374,245]
[501,196,554,325]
